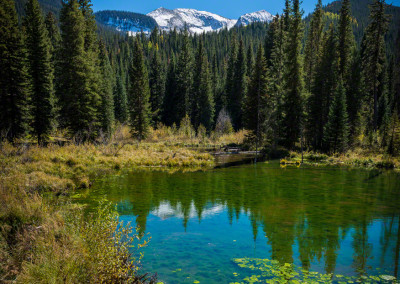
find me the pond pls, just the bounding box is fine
[77,161,400,283]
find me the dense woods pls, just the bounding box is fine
[1,0,400,156]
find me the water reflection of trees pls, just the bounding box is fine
[100,167,400,276]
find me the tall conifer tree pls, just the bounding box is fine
[268,16,286,145]
[323,79,349,153]
[282,0,304,149]
[192,40,214,131]
[0,0,30,141]
[24,0,55,143]
[244,44,269,144]
[225,35,237,117]
[337,0,355,82]
[128,38,151,140]
[58,0,100,138]
[362,0,390,131]
[304,0,324,92]
[149,48,165,126]
[163,54,178,126]
[175,28,193,124]
[229,39,246,129]
[114,69,128,123]
[307,24,339,150]
[98,40,114,134]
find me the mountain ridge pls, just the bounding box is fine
[96,7,274,35]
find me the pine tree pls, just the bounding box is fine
[304,0,324,92]
[211,52,221,119]
[175,28,193,124]
[24,0,55,144]
[283,0,291,32]
[282,0,304,149]
[149,48,165,126]
[98,40,114,134]
[45,12,60,56]
[58,0,100,138]
[346,49,364,145]
[323,79,349,153]
[337,0,355,81]
[225,34,237,117]
[192,40,214,132]
[246,44,254,79]
[229,39,246,130]
[362,0,390,131]
[163,54,178,126]
[128,38,151,141]
[44,11,60,113]
[307,24,339,150]
[244,44,269,144]
[114,69,128,123]
[268,15,286,146]
[264,22,275,64]
[0,0,30,141]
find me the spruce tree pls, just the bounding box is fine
[229,39,246,130]
[128,38,151,141]
[175,28,193,124]
[323,79,349,153]
[114,69,128,123]
[45,12,60,58]
[283,0,291,32]
[58,0,100,138]
[362,0,390,131]
[149,48,165,126]
[211,52,221,119]
[225,35,237,117]
[346,49,364,145]
[268,15,286,146]
[246,44,254,79]
[24,0,55,144]
[192,40,214,132]
[0,0,30,141]
[304,0,324,92]
[244,44,269,144]
[98,40,114,134]
[307,24,339,150]
[282,0,304,149]
[337,0,355,81]
[163,54,178,126]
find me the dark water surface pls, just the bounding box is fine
[78,161,400,283]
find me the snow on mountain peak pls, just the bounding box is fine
[235,10,274,27]
[96,8,274,36]
[147,7,236,34]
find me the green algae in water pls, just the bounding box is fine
[231,258,399,283]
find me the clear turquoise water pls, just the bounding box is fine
[77,162,400,283]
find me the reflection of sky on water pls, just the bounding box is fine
[150,201,224,220]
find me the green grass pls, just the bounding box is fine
[0,139,214,282]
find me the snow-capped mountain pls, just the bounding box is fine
[235,10,274,27]
[95,10,158,35]
[95,8,274,35]
[148,7,237,34]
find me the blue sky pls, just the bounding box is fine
[91,0,400,19]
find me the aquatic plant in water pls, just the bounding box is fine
[231,258,398,284]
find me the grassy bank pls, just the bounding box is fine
[0,131,215,283]
[280,149,400,171]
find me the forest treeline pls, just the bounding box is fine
[1,0,400,155]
